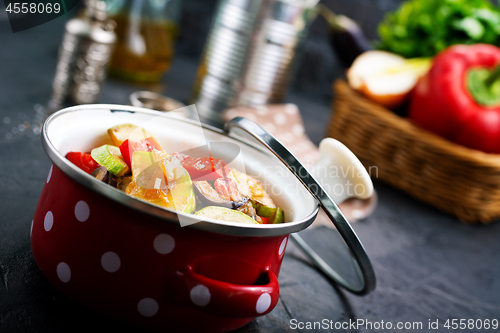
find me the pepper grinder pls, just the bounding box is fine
[50,0,116,109]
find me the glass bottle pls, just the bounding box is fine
[105,0,181,83]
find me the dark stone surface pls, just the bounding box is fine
[1,2,500,333]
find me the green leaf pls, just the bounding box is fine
[454,17,485,39]
[377,0,500,58]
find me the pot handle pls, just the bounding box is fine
[170,266,279,318]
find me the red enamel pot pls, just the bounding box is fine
[31,105,321,332]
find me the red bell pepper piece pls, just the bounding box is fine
[214,177,242,202]
[119,137,163,167]
[259,216,269,224]
[66,152,99,174]
[409,44,500,153]
[173,153,231,181]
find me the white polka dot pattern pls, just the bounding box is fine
[264,123,276,133]
[256,293,271,314]
[285,104,298,114]
[274,113,286,126]
[74,200,90,222]
[101,252,121,273]
[153,234,175,254]
[44,211,53,231]
[137,298,159,317]
[292,124,304,135]
[256,107,268,116]
[57,262,71,283]
[190,285,210,306]
[245,113,257,121]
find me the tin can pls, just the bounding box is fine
[191,0,318,124]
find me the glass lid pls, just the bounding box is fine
[225,117,376,295]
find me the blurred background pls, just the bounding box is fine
[2,1,500,332]
[2,0,387,143]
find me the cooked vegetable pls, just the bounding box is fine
[193,180,248,209]
[91,166,108,182]
[260,216,269,224]
[131,150,185,186]
[229,169,275,208]
[214,177,242,202]
[91,145,129,177]
[127,151,196,213]
[377,0,500,58]
[174,153,231,181]
[236,200,258,220]
[409,44,500,153]
[65,124,285,224]
[229,169,285,223]
[195,206,259,225]
[256,204,276,218]
[108,123,153,146]
[269,207,285,224]
[153,150,186,183]
[119,137,163,167]
[117,176,132,191]
[255,203,285,224]
[65,152,99,174]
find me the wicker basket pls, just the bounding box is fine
[327,80,500,224]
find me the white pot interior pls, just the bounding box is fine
[44,105,318,225]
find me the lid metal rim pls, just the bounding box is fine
[224,117,376,295]
[41,104,319,238]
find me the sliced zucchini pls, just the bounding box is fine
[195,206,259,224]
[91,145,129,177]
[269,207,285,224]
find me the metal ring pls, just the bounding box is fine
[224,116,376,295]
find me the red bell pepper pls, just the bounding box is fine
[409,44,500,153]
[66,152,99,174]
[173,153,230,181]
[119,137,163,167]
[259,216,269,224]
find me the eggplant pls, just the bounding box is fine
[193,181,248,210]
[91,166,118,188]
[107,175,118,188]
[318,4,372,68]
[91,166,109,183]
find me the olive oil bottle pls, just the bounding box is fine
[105,0,181,83]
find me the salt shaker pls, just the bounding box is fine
[50,0,116,108]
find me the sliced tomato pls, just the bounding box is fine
[119,137,163,167]
[174,153,230,181]
[214,177,242,202]
[66,152,100,174]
